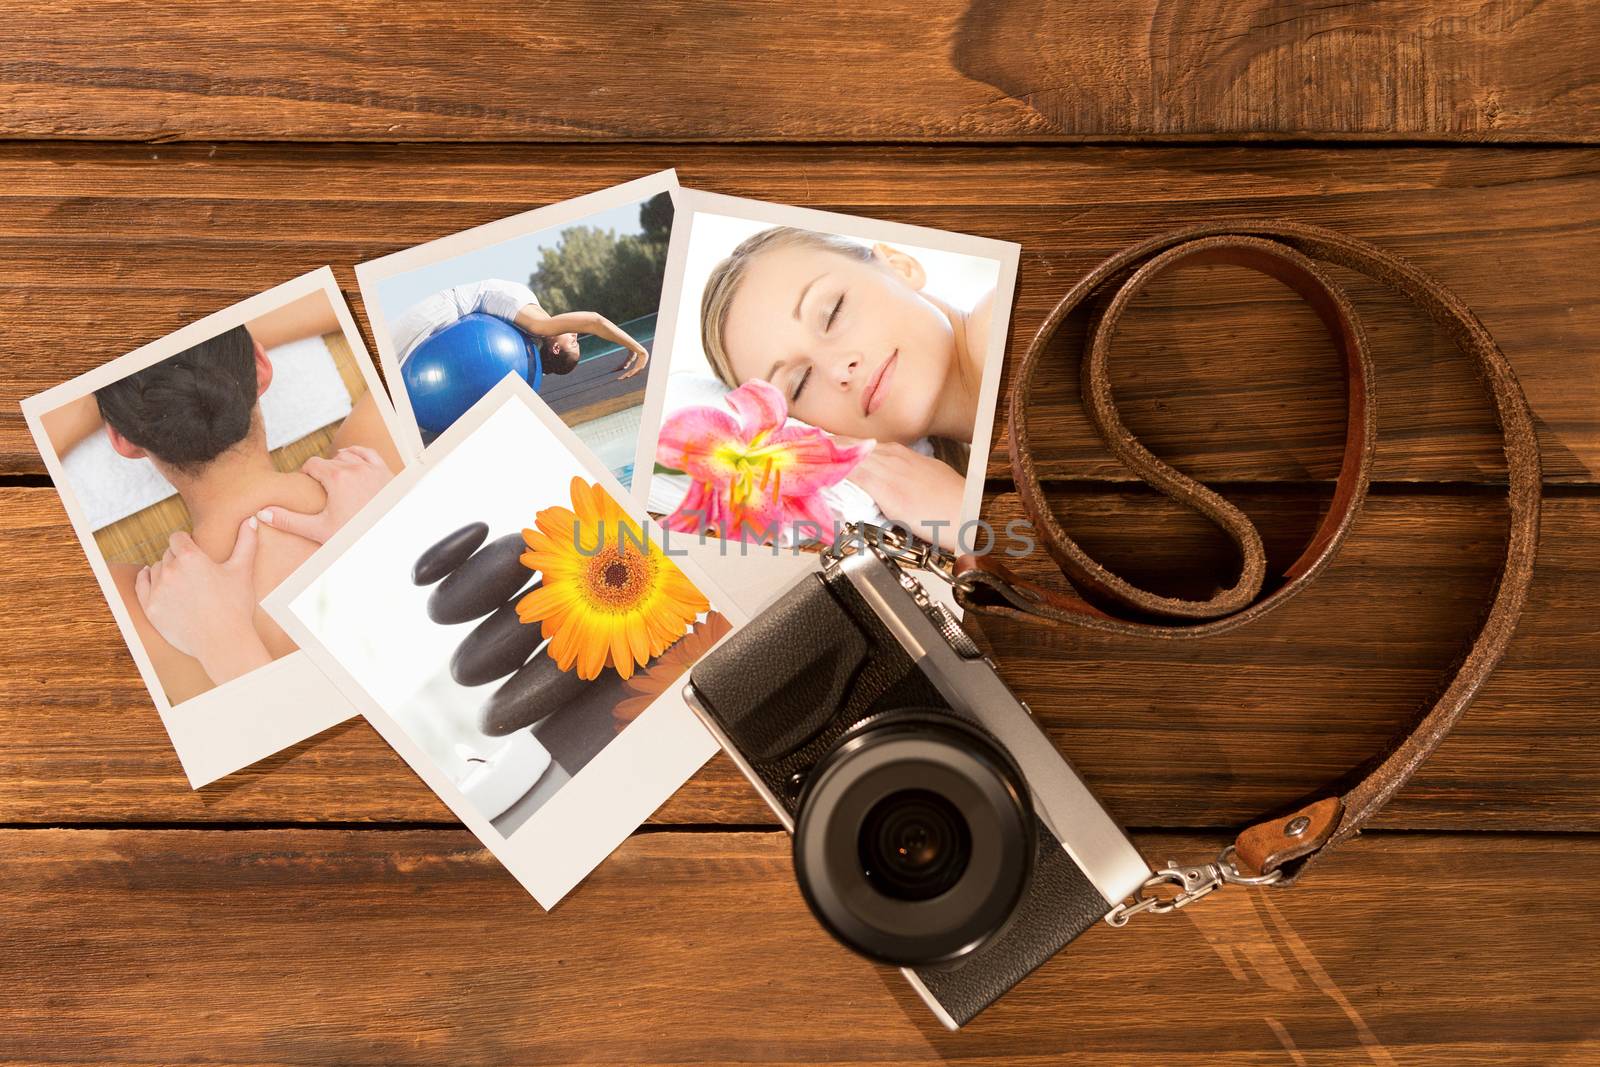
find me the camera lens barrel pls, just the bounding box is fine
[792,713,1035,967]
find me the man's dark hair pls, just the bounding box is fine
[95,325,259,470]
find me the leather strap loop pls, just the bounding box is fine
[955,221,1542,884]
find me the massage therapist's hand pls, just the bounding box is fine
[259,446,395,544]
[136,518,271,684]
[842,441,967,553]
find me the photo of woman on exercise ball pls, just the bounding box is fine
[394,278,650,381]
[361,180,677,486]
[653,203,1014,555]
[390,277,651,438]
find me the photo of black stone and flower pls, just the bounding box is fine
[403,476,727,833]
[276,390,735,873]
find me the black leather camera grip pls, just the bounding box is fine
[689,574,871,780]
[693,569,968,817]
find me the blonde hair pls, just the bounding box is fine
[700,226,873,388]
[698,225,971,474]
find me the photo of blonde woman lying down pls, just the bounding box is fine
[39,295,405,705]
[702,228,993,545]
[653,206,1014,559]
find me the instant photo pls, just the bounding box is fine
[641,189,1019,612]
[265,375,745,907]
[20,268,416,786]
[357,170,678,491]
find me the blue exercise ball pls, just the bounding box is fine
[401,313,544,434]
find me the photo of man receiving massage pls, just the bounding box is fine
[36,289,406,706]
[650,198,1016,561]
[361,180,675,487]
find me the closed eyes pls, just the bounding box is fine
[791,293,845,403]
[791,366,812,403]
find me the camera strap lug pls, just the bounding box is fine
[1104,845,1283,927]
[824,522,960,586]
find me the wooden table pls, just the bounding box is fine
[3,4,1598,1063]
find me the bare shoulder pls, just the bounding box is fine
[964,288,997,368]
[251,526,321,659]
[330,390,406,473]
[107,561,141,604]
[254,525,320,596]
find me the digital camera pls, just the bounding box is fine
[684,533,1151,1028]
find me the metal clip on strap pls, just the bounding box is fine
[1106,846,1289,927]
[953,222,1543,895]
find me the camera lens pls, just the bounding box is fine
[792,712,1034,967]
[859,789,971,900]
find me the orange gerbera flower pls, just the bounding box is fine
[613,612,734,727]
[516,477,710,681]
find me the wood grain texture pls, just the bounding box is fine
[3,828,1597,1063]
[3,4,1595,1060]
[6,484,1594,830]
[2,143,1596,482]
[2,1,1597,142]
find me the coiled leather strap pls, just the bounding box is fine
[954,221,1542,884]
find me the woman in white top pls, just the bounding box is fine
[392,279,651,380]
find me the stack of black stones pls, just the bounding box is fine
[411,522,631,779]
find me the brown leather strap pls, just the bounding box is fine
[954,221,1542,885]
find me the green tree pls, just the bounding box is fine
[637,188,673,243]
[530,191,673,324]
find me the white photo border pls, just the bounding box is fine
[19,267,420,787]
[263,372,748,908]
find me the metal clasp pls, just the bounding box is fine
[824,522,960,585]
[1105,845,1284,927]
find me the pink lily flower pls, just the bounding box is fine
[658,379,871,544]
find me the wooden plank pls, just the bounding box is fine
[2,143,1595,482]
[974,486,1600,832]
[2,1,1597,142]
[2,827,1596,1063]
[5,484,1594,830]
